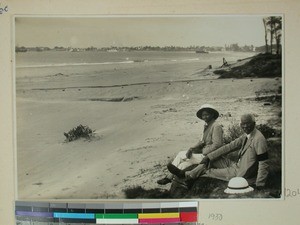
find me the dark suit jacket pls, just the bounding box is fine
[207,128,269,186]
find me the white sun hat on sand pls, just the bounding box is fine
[224,177,254,194]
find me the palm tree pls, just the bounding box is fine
[265,16,282,55]
[263,18,269,53]
[273,17,282,55]
[267,17,276,54]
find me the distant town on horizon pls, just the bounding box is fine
[15,43,276,53]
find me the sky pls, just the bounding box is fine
[15,16,267,48]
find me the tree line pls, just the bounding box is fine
[263,16,282,55]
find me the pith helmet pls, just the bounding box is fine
[224,177,254,194]
[196,104,219,120]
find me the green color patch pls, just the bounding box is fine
[96,214,138,219]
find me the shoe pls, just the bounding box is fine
[157,177,172,185]
[167,163,186,179]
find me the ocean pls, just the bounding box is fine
[16,50,256,69]
[15,50,257,88]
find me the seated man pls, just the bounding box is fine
[168,114,269,189]
[221,57,229,67]
[157,104,224,185]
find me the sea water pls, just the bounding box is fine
[16,50,256,69]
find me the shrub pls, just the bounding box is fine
[256,124,281,139]
[223,123,244,144]
[123,186,170,199]
[224,123,281,143]
[64,124,95,142]
[213,69,227,75]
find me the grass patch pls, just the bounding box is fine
[123,186,170,199]
[255,86,282,105]
[216,53,282,78]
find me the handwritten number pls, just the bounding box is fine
[208,213,223,221]
[0,5,8,14]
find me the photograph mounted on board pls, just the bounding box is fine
[15,15,282,199]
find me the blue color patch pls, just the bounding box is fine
[53,212,95,219]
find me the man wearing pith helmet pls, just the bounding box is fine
[157,104,224,185]
[184,113,269,190]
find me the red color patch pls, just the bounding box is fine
[180,212,198,222]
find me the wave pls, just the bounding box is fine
[17,57,204,68]
[171,58,200,62]
[16,60,135,68]
[181,58,200,61]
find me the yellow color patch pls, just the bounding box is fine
[138,213,180,219]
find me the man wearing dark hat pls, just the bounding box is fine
[168,114,269,190]
[157,104,224,185]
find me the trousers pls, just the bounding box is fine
[166,150,205,179]
[186,157,233,179]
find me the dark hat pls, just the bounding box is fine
[196,104,219,120]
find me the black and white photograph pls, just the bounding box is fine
[15,15,282,199]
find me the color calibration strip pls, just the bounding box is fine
[15,201,198,224]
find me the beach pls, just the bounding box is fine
[16,51,281,199]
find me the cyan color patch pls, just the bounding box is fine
[53,212,94,219]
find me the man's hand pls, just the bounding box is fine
[200,156,210,167]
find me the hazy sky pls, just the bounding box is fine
[15,16,267,48]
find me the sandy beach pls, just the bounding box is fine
[16,52,281,199]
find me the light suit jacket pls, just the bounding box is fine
[201,120,224,155]
[207,128,269,186]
